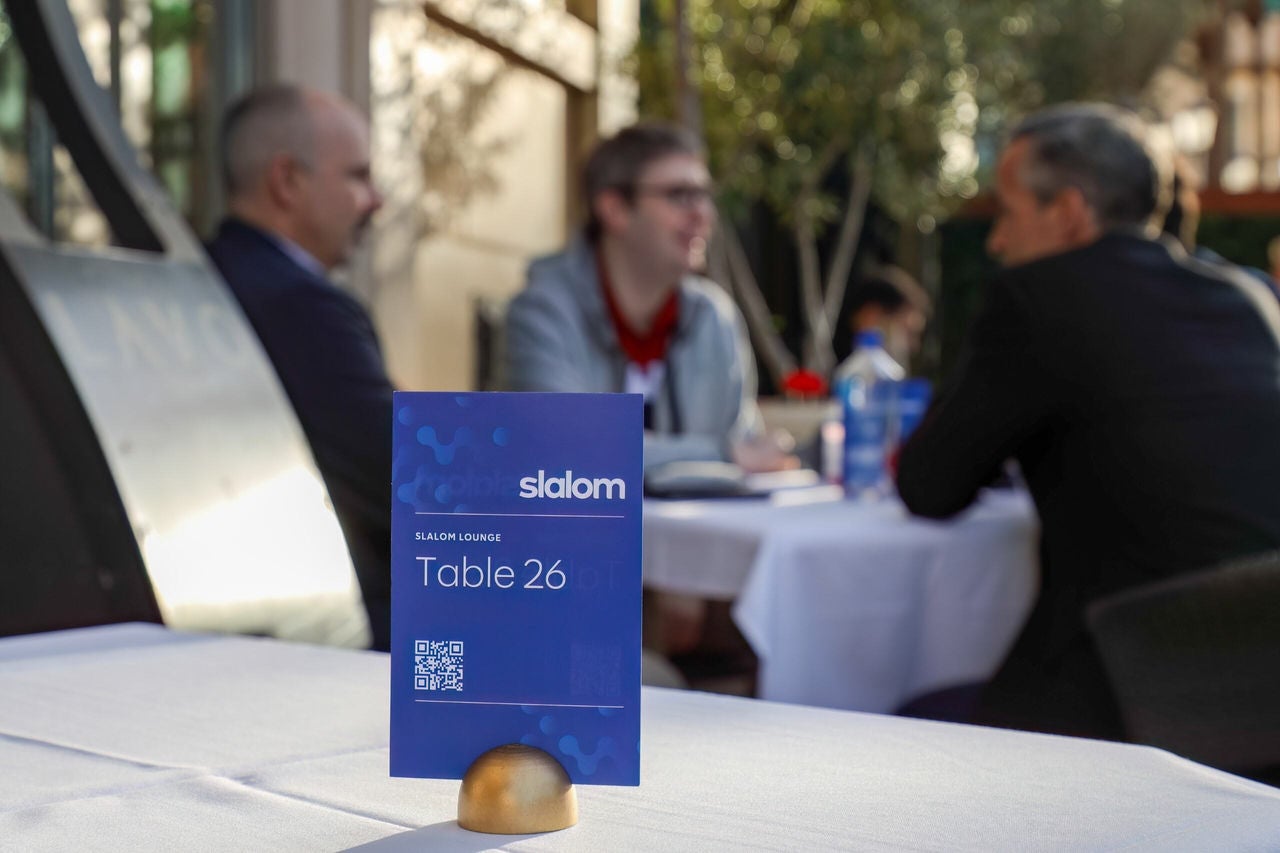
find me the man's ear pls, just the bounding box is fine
[1055,186,1101,245]
[594,189,631,236]
[263,154,302,210]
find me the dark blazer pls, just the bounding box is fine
[207,219,392,650]
[897,232,1280,739]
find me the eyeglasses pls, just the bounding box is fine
[629,183,716,210]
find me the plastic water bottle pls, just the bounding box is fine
[835,329,904,499]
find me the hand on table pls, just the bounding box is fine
[732,430,801,474]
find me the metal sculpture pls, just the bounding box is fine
[0,0,369,646]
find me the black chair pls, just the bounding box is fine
[1085,551,1280,784]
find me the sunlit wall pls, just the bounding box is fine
[365,0,637,393]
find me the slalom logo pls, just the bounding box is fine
[518,469,626,500]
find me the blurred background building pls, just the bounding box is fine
[0,0,637,395]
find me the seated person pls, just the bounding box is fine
[1162,158,1280,300]
[897,103,1280,740]
[845,265,932,371]
[206,86,393,651]
[505,122,790,474]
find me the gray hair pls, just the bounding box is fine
[1009,103,1168,230]
[219,85,316,197]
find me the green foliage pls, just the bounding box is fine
[1016,0,1205,107]
[638,0,1013,228]
[150,0,198,51]
[1198,214,1280,272]
[634,0,1208,236]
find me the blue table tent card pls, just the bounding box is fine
[390,392,643,786]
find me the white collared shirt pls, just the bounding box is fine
[263,232,327,279]
[624,361,667,400]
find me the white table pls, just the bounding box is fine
[643,489,1040,713]
[3,624,1280,852]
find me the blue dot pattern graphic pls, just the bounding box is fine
[394,397,518,514]
[516,705,621,778]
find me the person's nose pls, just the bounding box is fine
[691,195,716,230]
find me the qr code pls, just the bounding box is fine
[414,640,463,692]
[570,643,620,700]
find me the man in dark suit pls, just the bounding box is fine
[896,103,1280,739]
[206,85,392,651]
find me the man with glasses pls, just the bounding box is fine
[206,85,393,651]
[506,122,784,474]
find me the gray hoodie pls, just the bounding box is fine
[505,239,763,470]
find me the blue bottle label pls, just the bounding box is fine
[843,380,896,495]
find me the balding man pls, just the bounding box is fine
[206,85,392,651]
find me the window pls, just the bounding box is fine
[0,0,249,246]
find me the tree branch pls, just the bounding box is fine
[821,141,874,331]
[792,135,847,375]
[718,223,796,388]
[794,203,833,374]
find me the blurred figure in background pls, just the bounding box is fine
[1158,156,1201,253]
[845,264,932,371]
[206,85,393,651]
[897,103,1280,740]
[1161,157,1280,300]
[505,122,793,475]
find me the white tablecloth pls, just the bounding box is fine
[643,489,1040,712]
[3,625,1280,852]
